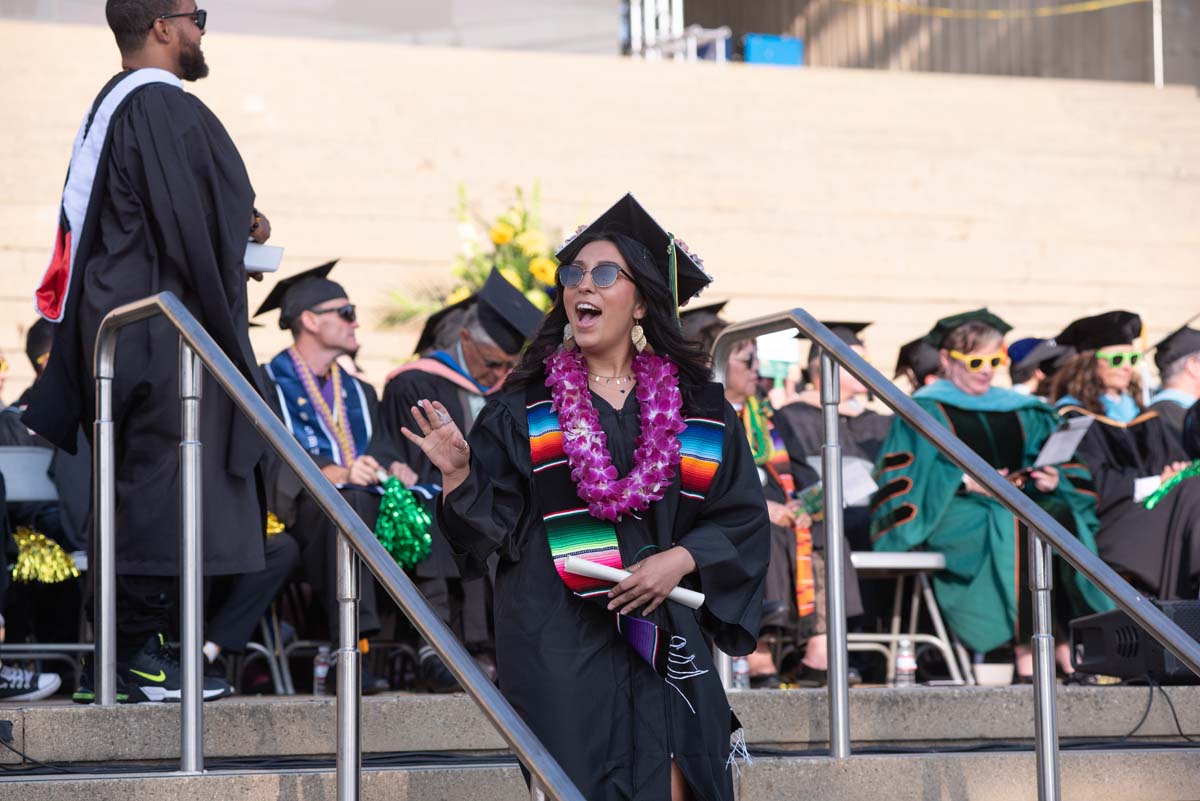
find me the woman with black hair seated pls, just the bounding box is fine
[871,309,1111,681]
[403,195,769,801]
[1050,310,1200,602]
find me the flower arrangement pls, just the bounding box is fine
[384,185,558,327]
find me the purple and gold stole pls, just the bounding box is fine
[526,385,725,675]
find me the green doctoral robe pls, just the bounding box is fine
[869,381,1112,653]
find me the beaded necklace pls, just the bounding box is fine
[286,347,357,466]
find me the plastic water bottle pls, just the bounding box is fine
[895,639,917,687]
[732,655,751,690]
[313,645,331,695]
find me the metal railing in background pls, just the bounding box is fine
[711,309,1200,799]
[92,292,585,801]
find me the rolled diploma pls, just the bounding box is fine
[563,556,705,610]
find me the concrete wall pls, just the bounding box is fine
[1,20,1199,402]
[687,0,1200,85]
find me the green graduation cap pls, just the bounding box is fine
[923,308,1012,349]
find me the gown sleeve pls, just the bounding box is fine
[1072,422,1142,513]
[437,396,531,573]
[869,405,963,551]
[675,401,771,656]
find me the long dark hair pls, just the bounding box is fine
[1049,350,1143,415]
[507,232,714,408]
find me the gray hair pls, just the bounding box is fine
[1162,350,1200,384]
[461,305,498,349]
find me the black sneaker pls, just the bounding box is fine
[417,646,461,694]
[72,666,149,704]
[0,663,61,701]
[122,634,234,702]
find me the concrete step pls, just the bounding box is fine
[3,748,1200,801]
[0,685,1196,766]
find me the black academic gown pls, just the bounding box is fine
[23,75,266,577]
[1185,403,1200,460]
[1061,406,1200,599]
[439,384,768,801]
[1149,399,1189,442]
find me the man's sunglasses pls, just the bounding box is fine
[310,304,356,323]
[948,349,1009,373]
[1095,350,1142,368]
[153,9,207,30]
[557,263,633,289]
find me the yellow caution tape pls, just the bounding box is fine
[837,0,1151,20]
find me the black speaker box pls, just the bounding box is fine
[1070,600,1200,684]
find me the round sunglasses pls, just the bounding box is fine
[1095,350,1142,368]
[557,263,633,289]
[948,349,1009,373]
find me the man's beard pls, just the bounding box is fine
[179,39,209,82]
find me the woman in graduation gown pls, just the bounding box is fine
[870,309,1111,677]
[1049,311,1200,600]
[403,194,769,801]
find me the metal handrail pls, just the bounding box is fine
[92,292,584,801]
[712,309,1200,800]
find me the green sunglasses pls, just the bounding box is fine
[1095,350,1142,368]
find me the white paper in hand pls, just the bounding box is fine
[244,242,284,272]
[1033,416,1094,468]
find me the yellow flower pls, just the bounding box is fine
[500,268,523,289]
[525,288,552,311]
[444,285,471,305]
[490,222,516,246]
[528,256,557,285]
[514,229,549,257]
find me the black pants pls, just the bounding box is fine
[290,489,382,639]
[207,533,300,652]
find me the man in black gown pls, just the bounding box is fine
[1148,324,1200,441]
[375,269,543,690]
[23,0,269,702]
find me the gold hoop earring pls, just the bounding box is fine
[631,322,647,354]
[563,323,576,350]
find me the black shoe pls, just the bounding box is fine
[0,663,61,701]
[122,634,234,702]
[418,646,460,693]
[785,663,828,688]
[73,663,148,704]
[750,673,781,690]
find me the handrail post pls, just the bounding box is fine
[336,533,361,801]
[93,345,118,707]
[1030,533,1061,801]
[179,339,205,773]
[820,352,851,759]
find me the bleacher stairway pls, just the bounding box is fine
[1,685,1197,800]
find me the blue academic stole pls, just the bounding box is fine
[266,351,372,464]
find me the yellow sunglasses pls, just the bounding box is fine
[948,349,1009,373]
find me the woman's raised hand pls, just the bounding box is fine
[401,400,470,483]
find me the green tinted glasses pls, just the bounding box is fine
[1095,350,1141,368]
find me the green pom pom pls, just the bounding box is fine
[1143,460,1200,510]
[374,477,433,569]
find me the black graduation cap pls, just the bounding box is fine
[895,337,941,384]
[796,321,871,363]
[555,193,712,311]
[254,261,346,330]
[1055,310,1142,352]
[679,299,730,353]
[414,269,544,356]
[1152,315,1200,372]
[922,308,1012,349]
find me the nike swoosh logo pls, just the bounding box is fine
[129,669,166,682]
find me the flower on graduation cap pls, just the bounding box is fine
[528,256,556,285]
[490,222,516,246]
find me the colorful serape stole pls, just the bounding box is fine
[795,527,815,617]
[526,393,725,675]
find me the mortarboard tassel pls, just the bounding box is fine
[667,233,679,323]
[374,476,433,569]
[12,527,80,584]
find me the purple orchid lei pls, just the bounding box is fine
[545,347,687,521]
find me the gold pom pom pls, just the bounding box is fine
[265,511,286,538]
[12,527,80,584]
